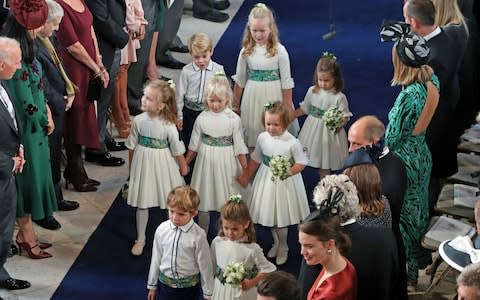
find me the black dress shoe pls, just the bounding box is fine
[34,216,61,230]
[58,200,80,211]
[169,45,189,53]
[106,140,127,151]
[85,151,125,167]
[213,0,230,10]
[157,57,186,69]
[193,9,229,23]
[0,278,31,290]
[8,244,18,257]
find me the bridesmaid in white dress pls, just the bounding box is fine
[237,102,310,266]
[126,80,188,256]
[211,196,276,300]
[232,3,299,148]
[295,53,351,177]
[186,74,248,234]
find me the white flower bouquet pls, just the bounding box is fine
[269,155,292,182]
[218,262,258,286]
[322,107,344,131]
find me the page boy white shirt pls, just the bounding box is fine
[147,218,214,298]
[176,60,224,119]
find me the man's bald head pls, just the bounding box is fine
[347,115,385,152]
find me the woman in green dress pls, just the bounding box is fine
[380,21,440,291]
[2,0,57,259]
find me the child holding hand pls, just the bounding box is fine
[126,80,188,256]
[186,73,248,234]
[237,101,310,266]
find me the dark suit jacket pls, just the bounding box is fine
[35,37,67,119]
[298,222,401,300]
[0,81,21,281]
[85,0,129,70]
[425,28,464,178]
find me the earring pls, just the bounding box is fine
[327,249,332,254]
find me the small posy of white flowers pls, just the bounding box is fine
[322,107,344,131]
[223,262,247,285]
[269,155,292,182]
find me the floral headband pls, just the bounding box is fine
[215,71,226,77]
[228,194,242,203]
[254,2,267,8]
[167,79,176,90]
[322,51,337,60]
[263,102,274,111]
[380,20,429,68]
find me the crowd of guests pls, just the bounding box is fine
[0,0,479,299]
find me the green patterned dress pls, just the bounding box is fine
[384,75,440,282]
[6,59,57,219]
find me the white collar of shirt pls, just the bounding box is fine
[169,218,195,233]
[341,218,356,226]
[423,26,441,41]
[192,60,214,72]
[379,147,390,159]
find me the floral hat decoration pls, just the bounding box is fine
[167,79,176,90]
[322,51,337,60]
[380,19,430,68]
[228,194,242,203]
[303,188,344,223]
[263,102,274,111]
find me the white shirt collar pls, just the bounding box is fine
[423,26,441,41]
[192,60,214,72]
[169,218,195,232]
[341,218,356,226]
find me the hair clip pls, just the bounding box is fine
[322,51,337,60]
[303,188,343,223]
[215,71,226,77]
[263,102,274,111]
[167,79,176,90]
[254,2,267,8]
[229,194,242,203]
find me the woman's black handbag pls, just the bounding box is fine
[87,76,102,101]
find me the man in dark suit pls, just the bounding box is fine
[0,36,31,292]
[85,0,129,166]
[403,0,464,213]
[33,0,80,230]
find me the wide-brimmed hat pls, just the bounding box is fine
[9,0,48,29]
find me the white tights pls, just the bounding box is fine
[135,208,149,242]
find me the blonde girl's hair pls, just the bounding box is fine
[312,55,344,94]
[218,198,256,243]
[166,185,200,212]
[203,74,233,111]
[188,32,213,54]
[391,47,434,86]
[241,3,279,58]
[432,0,468,36]
[343,164,385,217]
[261,101,290,131]
[144,79,178,124]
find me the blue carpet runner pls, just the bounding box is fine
[52,0,401,298]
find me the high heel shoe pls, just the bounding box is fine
[16,241,52,259]
[17,239,52,250]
